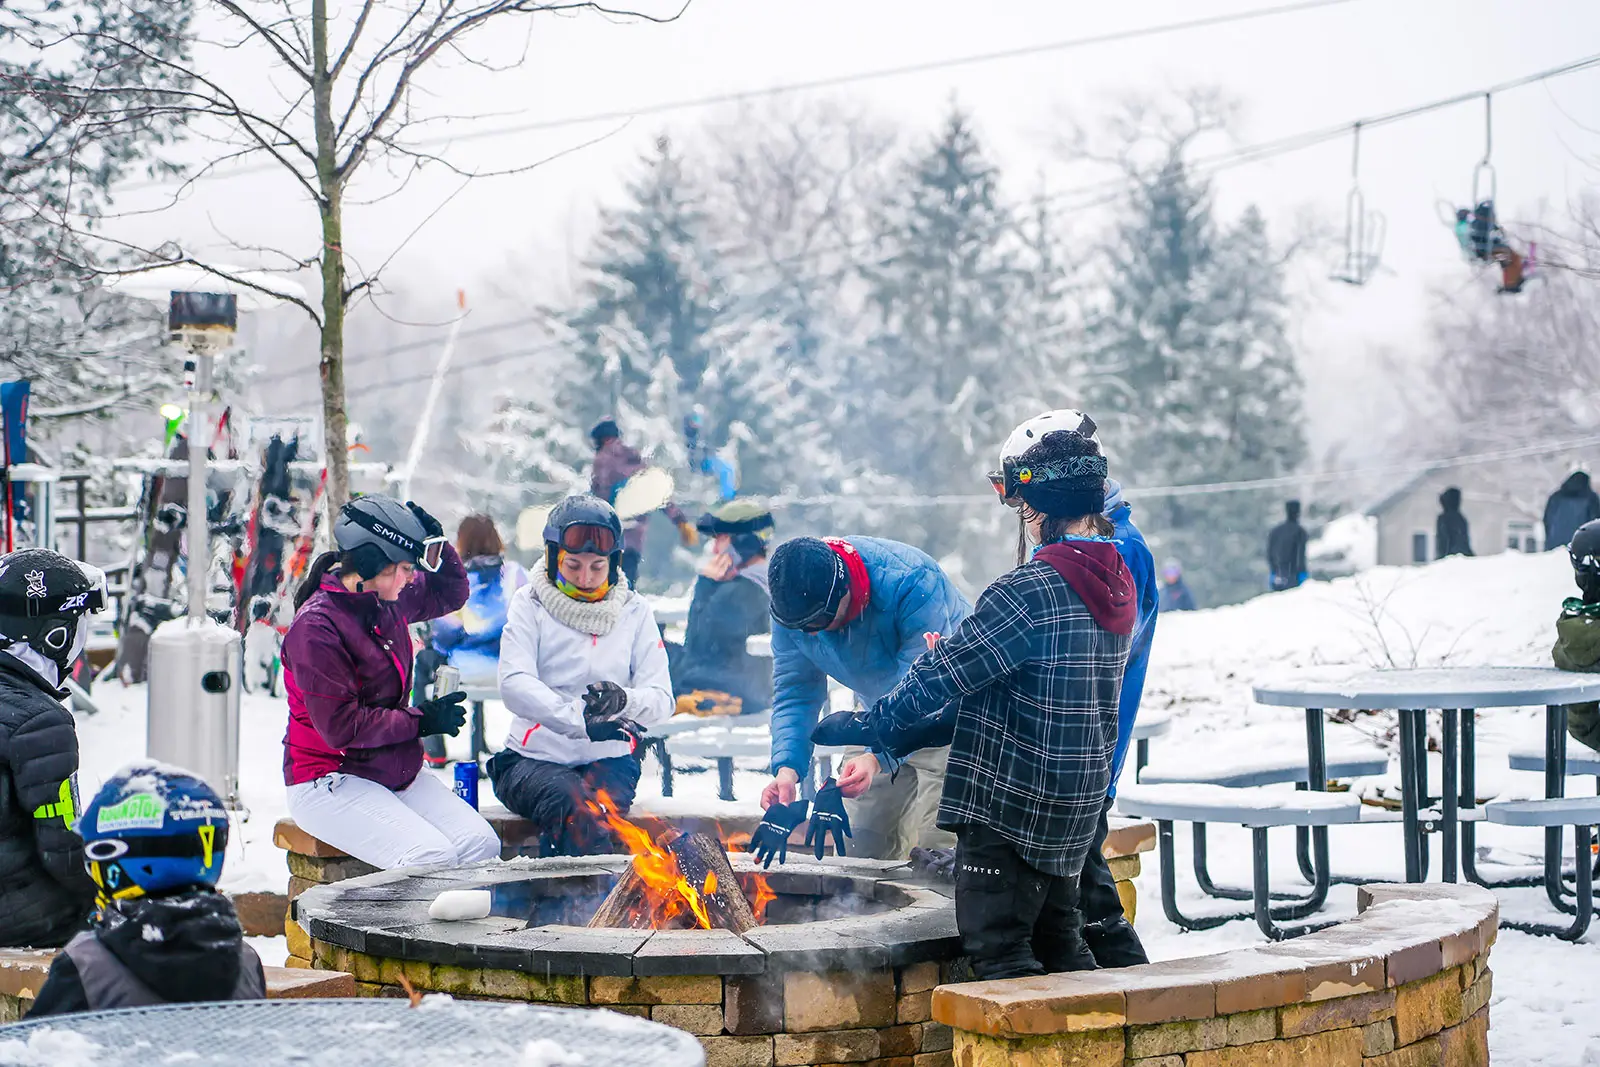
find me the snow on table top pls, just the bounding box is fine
[1252,666,1600,710]
[1115,782,1363,825]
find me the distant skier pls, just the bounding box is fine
[1552,520,1600,756]
[1435,487,1474,559]
[27,765,265,1016]
[420,515,529,767]
[1267,500,1308,591]
[280,495,499,870]
[0,549,105,947]
[588,417,697,586]
[1544,470,1600,550]
[490,495,674,856]
[1159,559,1197,612]
[666,500,776,717]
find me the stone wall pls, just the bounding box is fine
[305,934,956,1067]
[932,883,1498,1067]
[0,947,356,1021]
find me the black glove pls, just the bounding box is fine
[583,681,629,722]
[586,717,644,751]
[909,846,956,882]
[417,691,468,737]
[811,710,877,749]
[805,777,852,860]
[405,501,444,539]
[749,800,809,869]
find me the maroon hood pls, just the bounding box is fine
[1033,540,1137,635]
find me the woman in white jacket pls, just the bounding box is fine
[487,494,673,855]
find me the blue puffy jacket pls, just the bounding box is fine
[430,556,528,687]
[769,537,971,776]
[1104,480,1159,796]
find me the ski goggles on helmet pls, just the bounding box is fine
[554,522,618,556]
[340,504,449,572]
[0,561,108,618]
[1000,454,1108,502]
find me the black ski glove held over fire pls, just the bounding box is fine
[417,691,468,737]
[750,800,809,869]
[583,681,629,722]
[806,778,852,860]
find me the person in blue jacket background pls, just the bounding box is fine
[762,535,971,860]
[421,515,528,766]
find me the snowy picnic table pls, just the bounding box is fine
[1253,665,1600,900]
[0,998,707,1066]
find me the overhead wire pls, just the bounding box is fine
[310,47,1600,394]
[121,0,1366,193]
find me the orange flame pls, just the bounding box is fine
[586,790,717,929]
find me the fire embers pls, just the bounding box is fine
[583,791,774,931]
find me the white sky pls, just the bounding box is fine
[107,0,1600,464]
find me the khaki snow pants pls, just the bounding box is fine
[837,745,957,860]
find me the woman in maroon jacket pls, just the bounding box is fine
[281,496,499,869]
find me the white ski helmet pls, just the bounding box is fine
[989,410,1099,501]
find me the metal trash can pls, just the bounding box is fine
[146,617,242,807]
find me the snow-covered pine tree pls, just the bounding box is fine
[855,108,1034,581]
[1,0,193,421]
[1085,120,1306,606]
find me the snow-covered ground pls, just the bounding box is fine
[74,548,1597,1063]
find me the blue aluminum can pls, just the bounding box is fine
[453,760,479,810]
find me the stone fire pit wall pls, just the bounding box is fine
[298,855,969,1067]
[932,882,1499,1067]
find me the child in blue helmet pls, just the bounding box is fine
[27,763,265,1016]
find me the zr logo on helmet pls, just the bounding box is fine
[59,592,89,611]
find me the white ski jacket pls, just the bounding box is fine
[498,572,673,767]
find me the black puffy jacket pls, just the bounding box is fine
[0,652,95,947]
[672,571,773,712]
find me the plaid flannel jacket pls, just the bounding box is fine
[870,559,1131,877]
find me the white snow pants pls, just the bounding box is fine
[286,771,501,871]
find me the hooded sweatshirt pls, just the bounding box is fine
[27,890,265,1016]
[1545,472,1600,550]
[868,539,1134,877]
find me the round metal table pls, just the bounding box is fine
[0,998,707,1066]
[1254,666,1600,901]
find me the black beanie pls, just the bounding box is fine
[769,537,849,629]
[1015,431,1108,519]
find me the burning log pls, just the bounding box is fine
[589,830,757,933]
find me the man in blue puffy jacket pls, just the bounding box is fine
[762,536,971,860]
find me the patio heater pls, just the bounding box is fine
[146,291,243,809]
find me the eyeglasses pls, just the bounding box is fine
[557,523,617,556]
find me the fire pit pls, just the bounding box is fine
[294,819,962,1066]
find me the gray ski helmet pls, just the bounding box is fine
[543,494,624,585]
[334,495,429,580]
[0,548,107,676]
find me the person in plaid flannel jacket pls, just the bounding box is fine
[814,429,1135,979]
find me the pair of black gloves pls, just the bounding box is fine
[418,682,645,745]
[748,779,852,869]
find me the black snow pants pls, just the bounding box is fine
[1079,797,1149,967]
[954,823,1096,981]
[487,750,642,857]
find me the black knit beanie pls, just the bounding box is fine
[769,537,849,629]
[1015,430,1109,519]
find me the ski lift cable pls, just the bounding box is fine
[313,52,1600,386]
[119,0,1369,194]
[754,431,1600,509]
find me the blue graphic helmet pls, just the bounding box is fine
[80,763,229,902]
